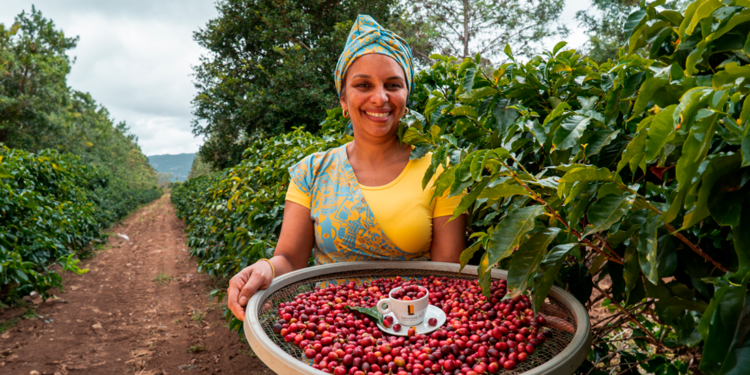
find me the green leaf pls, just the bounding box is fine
[583,192,636,236]
[646,105,678,162]
[457,154,475,182]
[624,9,647,37]
[543,102,571,126]
[699,271,750,375]
[631,77,669,118]
[470,150,490,181]
[459,241,483,273]
[552,41,568,55]
[685,0,723,37]
[616,130,647,174]
[552,115,591,151]
[586,129,620,157]
[344,305,383,325]
[713,62,750,89]
[452,178,489,219]
[485,205,545,268]
[559,166,616,184]
[463,67,476,94]
[402,127,431,144]
[532,243,576,312]
[478,183,532,200]
[682,153,741,229]
[664,110,719,224]
[742,96,750,126]
[623,244,643,303]
[506,228,561,298]
[637,212,663,285]
[450,106,479,118]
[504,43,514,61]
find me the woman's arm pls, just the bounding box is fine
[430,214,466,263]
[227,201,314,320]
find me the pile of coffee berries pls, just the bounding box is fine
[272,276,552,375]
[391,284,428,301]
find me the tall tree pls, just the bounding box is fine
[574,0,639,63]
[0,6,78,151]
[399,0,568,63]
[575,0,688,63]
[191,0,396,169]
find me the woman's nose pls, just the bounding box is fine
[369,86,388,105]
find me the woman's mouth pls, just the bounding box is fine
[364,111,392,120]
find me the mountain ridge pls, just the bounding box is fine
[148,153,196,182]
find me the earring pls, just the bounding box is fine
[343,110,349,118]
[405,108,410,115]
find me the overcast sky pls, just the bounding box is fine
[0,1,590,156]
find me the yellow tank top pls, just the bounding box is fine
[285,153,464,255]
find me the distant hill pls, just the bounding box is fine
[148,153,196,182]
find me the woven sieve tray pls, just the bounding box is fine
[244,261,591,375]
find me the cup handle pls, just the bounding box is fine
[377,298,392,315]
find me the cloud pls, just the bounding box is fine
[0,0,217,156]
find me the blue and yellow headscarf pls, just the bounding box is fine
[335,15,414,97]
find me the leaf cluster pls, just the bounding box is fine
[392,1,750,373]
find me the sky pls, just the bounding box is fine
[0,1,591,157]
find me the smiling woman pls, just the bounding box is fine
[226,15,467,321]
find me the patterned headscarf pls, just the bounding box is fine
[335,15,414,97]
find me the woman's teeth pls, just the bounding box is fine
[365,111,390,118]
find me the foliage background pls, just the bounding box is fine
[0,8,161,302]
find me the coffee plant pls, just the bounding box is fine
[174,0,750,373]
[0,147,161,302]
[172,117,349,278]
[395,1,750,373]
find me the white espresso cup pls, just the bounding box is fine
[376,286,429,326]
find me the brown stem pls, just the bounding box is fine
[594,233,624,262]
[592,283,659,344]
[499,161,624,265]
[665,224,728,273]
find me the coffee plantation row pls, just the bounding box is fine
[172,1,750,373]
[0,147,161,302]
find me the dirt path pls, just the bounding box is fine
[0,194,274,375]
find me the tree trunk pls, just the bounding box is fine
[463,0,470,58]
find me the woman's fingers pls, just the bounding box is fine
[227,267,253,321]
[237,267,270,310]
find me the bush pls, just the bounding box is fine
[172,122,347,276]
[395,2,750,373]
[0,146,161,301]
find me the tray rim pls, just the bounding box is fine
[244,261,591,375]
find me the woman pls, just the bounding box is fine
[227,15,467,320]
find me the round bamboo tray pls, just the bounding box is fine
[244,261,591,375]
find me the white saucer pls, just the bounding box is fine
[377,305,446,336]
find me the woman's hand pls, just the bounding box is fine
[227,260,274,321]
[227,201,315,320]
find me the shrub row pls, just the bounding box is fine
[173,1,750,373]
[0,147,161,301]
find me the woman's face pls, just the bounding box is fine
[340,54,408,141]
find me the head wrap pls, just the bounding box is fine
[335,15,414,97]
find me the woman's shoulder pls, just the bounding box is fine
[291,144,346,171]
[288,144,347,192]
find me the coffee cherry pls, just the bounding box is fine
[428,318,437,326]
[393,324,402,332]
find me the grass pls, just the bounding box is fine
[173,318,182,324]
[187,344,206,353]
[153,271,173,285]
[0,316,20,333]
[190,310,205,323]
